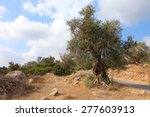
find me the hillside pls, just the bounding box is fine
[8,64,150,100]
[109,64,150,84]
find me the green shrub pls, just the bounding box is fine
[84,74,94,88]
[0,69,8,75]
[53,63,74,76]
[22,67,53,75]
[146,59,150,64]
[8,62,20,71]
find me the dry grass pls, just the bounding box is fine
[1,64,150,100]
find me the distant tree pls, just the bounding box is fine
[0,66,8,75]
[23,61,38,67]
[124,36,150,64]
[67,5,124,84]
[40,56,56,67]
[60,53,75,69]
[8,62,20,71]
[37,56,42,63]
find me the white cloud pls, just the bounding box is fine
[0,47,22,66]
[0,5,7,18]
[0,15,50,40]
[98,0,150,25]
[0,15,69,66]
[2,0,150,66]
[23,0,92,19]
[0,0,92,66]
[143,36,150,46]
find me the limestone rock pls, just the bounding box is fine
[140,90,150,95]
[5,70,26,93]
[5,70,26,85]
[64,78,67,82]
[28,78,34,84]
[74,77,80,81]
[50,88,59,96]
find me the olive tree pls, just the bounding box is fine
[67,5,124,85]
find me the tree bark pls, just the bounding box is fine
[93,54,110,85]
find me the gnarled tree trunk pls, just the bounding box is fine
[93,56,110,85]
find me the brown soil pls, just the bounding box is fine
[11,64,150,100]
[109,64,150,84]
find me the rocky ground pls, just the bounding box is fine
[10,64,150,100]
[109,64,150,84]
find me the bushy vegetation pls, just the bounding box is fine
[53,63,74,76]
[21,56,75,76]
[123,36,150,64]
[84,74,95,88]
[22,67,53,75]
[0,66,8,75]
[8,62,21,71]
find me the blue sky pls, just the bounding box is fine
[0,0,150,66]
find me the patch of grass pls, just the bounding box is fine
[84,74,95,88]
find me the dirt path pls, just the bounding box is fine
[12,72,150,100]
[113,78,150,91]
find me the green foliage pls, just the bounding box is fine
[123,36,150,64]
[67,5,124,70]
[53,60,74,76]
[84,74,94,88]
[146,59,150,64]
[2,5,149,79]
[21,55,74,76]
[66,5,125,86]
[73,52,93,71]
[0,66,8,75]
[22,67,53,75]
[8,62,20,71]
[39,56,56,67]
[24,61,38,67]
[51,54,75,76]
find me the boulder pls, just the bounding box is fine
[5,70,26,93]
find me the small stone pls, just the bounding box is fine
[66,80,72,84]
[74,77,80,81]
[40,96,49,100]
[141,74,145,78]
[28,78,34,84]
[64,78,67,82]
[123,73,126,75]
[73,81,79,85]
[143,64,149,67]
[50,88,59,96]
[140,90,150,95]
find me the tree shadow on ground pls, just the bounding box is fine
[114,78,150,91]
